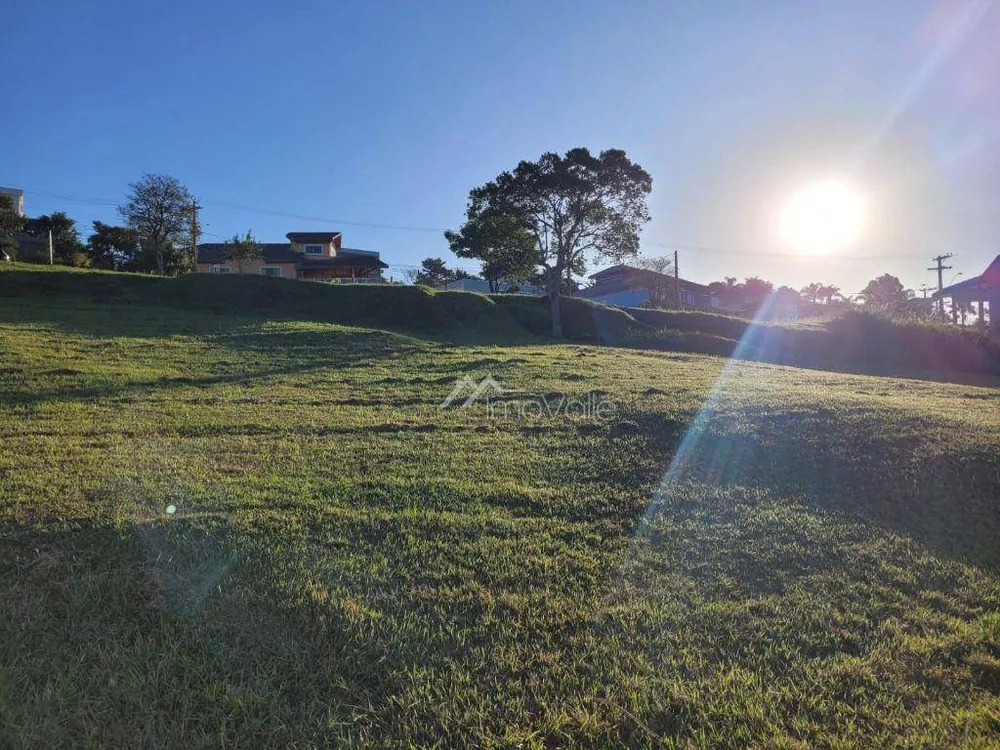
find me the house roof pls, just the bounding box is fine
[584,264,713,296]
[196,240,387,269]
[286,231,342,244]
[934,255,1000,298]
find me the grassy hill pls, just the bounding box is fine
[1,267,1000,747]
[4,263,997,381]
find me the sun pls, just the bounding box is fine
[779,181,865,255]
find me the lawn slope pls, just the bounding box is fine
[0,271,999,747]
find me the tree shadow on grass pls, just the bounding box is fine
[652,402,1000,571]
[1,322,423,407]
[0,516,428,747]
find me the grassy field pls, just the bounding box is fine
[1,271,1000,747]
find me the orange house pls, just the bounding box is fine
[195,231,387,282]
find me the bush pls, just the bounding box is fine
[0,236,17,261]
[626,307,751,339]
[490,295,635,343]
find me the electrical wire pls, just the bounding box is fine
[18,185,937,262]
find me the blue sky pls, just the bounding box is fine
[3,0,998,293]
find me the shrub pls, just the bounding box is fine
[626,307,751,339]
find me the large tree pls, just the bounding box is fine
[22,212,87,266]
[87,221,139,270]
[860,274,909,312]
[119,174,197,275]
[445,210,539,293]
[462,147,652,336]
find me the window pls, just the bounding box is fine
[260,266,282,278]
[210,264,232,274]
[304,244,323,255]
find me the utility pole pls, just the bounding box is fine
[918,284,933,299]
[47,229,53,265]
[189,201,202,273]
[674,250,680,308]
[928,253,953,317]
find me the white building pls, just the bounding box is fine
[0,187,24,216]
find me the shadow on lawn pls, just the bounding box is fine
[653,404,1000,570]
[0,516,421,746]
[2,322,421,407]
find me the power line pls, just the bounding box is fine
[22,189,118,207]
[18,185,936,262]
[199,199,446,234]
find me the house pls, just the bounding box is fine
[196,231,388,282]
[933,254,999,324]
[441,277,542,295]
[578,264,719,310]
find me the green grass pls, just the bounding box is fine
[1,269,1000,747]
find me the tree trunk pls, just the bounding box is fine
[547,265,563,338]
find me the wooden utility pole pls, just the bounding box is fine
[918,284,933,298]
[674,250,680,308]
[48,230,53,265]
[189,201,202,272]
[928,253,953,317]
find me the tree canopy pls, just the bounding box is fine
[411,258,470,287]
[119,174,197,275]
[226,230,263,272]
[445,211,538,293]
[22,212,87,266]
[0,196,23,260]
[461,147,652,336]
[860,274,910,312]
[0,195,24,236]
[87,222,139,270]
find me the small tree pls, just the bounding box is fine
[860,274,909,312]
[462,147,652,336]
[226,230,263,273]
[635,255,675,307]
[818,284,841,304]
[413,257,460,287]
[22,212,88,266]
[87,221,139,269]
[445,210,539,293]
[800,282,823,303]
[119,174,197,275]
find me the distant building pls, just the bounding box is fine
[441,277,542,295]
[0,186,24,216]
[578,264,719,310]
[196,231,387,282]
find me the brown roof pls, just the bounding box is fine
[196,242,387,269]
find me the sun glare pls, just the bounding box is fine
[779,181,865,255]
